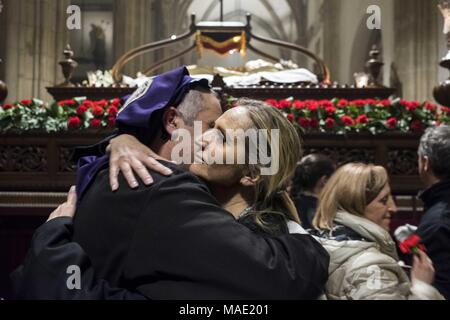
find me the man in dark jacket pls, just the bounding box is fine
[12,67,329,300]
[417,125,450,299]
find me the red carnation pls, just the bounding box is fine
[400,100,410,107]
[2,103,14,110]
[107,116,116,128]
[380,99,391,107]
[90,119,102,129]
[298,117,310,128]
[337,99,348,108]
[425,102,437,112]
[411,119,423,132]
[95,100,108,108]
[306,100,318,112]
[110,98,121,107]
[58,99,76,107]
[442,106,450,113]
[92,106,104,117]
[319,100,333,109]
[287,114,295,123]
[325,117,336,129]
[399,234,425,255]
[400,100,420,111]
[20,99,33,106]
[265,99,279,108]
[82,100,95,108]
[325,106,337,115]
[76,105,88,115]
[293,100,305,109]
[279,99,291,109]
[386,117,398,129]
[341,115,355,126]
[351,100,365,107]
[107,106,118,117]
[357,114,370,124]
[67,116,82,130]
[309,118,319,129]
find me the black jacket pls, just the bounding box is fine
[12,161,329,300]
[417,179,450,300]
[293,194,318,230]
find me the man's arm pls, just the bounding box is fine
[124,172,330,300]
[11,217,146,300]
[417,221,450,299]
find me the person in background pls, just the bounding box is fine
[312,162,443,300]
[417,125,450,299]
[290,154,335,229]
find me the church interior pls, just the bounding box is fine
[0,0,449,300]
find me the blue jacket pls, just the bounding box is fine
[418,179,450,300]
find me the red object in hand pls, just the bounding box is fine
[399,234,425,255]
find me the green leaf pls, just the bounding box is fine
[74,97,87,104]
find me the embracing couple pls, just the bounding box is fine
[11,66,330,300]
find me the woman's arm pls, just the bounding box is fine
[344,250,443,300]
[11,187,146,300]
[107,134,173,191]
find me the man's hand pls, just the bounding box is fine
[47,186,77,222]
[107,134,173,191]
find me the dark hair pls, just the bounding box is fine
[290,154,335,196]
[418,125,450,179]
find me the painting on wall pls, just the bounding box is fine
[69,1,114,83]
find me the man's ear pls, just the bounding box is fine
[162,107,184,135]
[240,175,260,187]
[419,155,429,173]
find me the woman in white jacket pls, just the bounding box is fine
[313,163,443,300]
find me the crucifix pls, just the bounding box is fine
[219,0,223,22]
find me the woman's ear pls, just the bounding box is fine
[240,175,260,187]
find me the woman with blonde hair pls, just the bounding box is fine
[313,162,443,300]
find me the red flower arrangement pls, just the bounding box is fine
[0,97,122,132]
[262,97,448,135]
[63,98,122,130]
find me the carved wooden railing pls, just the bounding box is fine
[0,131,423,195]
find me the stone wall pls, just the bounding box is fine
[1,0,69,102]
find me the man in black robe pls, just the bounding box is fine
[12,67,329,300]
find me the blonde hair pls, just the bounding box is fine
[313,163,389,230]
[237,99,302,231]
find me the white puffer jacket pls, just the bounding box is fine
[314,211,444,300]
